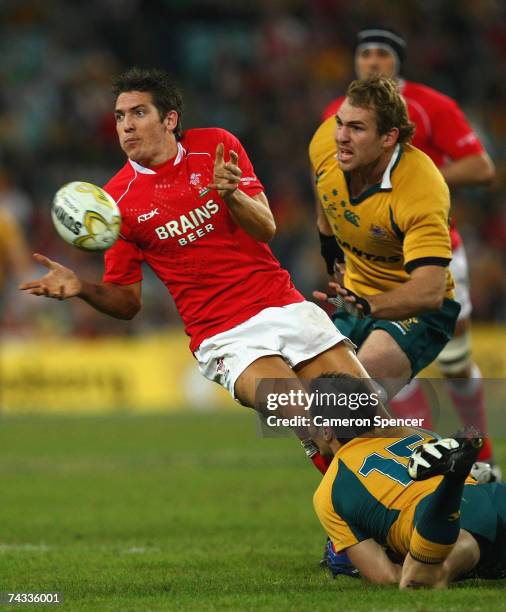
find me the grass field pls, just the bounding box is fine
[1,412,505,611]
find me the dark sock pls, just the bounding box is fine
[416,474,465,546]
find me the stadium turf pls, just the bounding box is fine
[1,412,505,611]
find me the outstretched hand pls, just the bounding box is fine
[19,253,82,300]
[313,281,361,307]
[313,281,371,318]
[207,143,242,200]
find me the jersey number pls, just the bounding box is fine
[358,434,424,486]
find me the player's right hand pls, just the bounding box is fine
[19,253,82,300]
[313,282,371,318]
[207,142,242,200]
[333,262,346,285]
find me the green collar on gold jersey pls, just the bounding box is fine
[345,144,403,205]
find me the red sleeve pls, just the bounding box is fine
[103,234,144,285]
[220,130,264,197]
[102,167,144,286]
[430,100,484,161]
[322,97,344,122]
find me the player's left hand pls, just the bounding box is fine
[313,282,371,318]
[208,143,242,200]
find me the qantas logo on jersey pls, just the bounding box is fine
[337,238,402,263]
[154,199,219,245]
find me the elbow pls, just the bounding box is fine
[483,166,496,185]
[266,220,277,241]
[410,291,444,314]
[259,219,277,242]
[383,564,403,585]
[478,166,496,185]
[364,571,400,585]
[123,310,138,321]
[425,292,445,311]
[477,157,496,185]
[122,300,141,320]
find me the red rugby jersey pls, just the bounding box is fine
[103,127,303,351]
[321,80,485,250]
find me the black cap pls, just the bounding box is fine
[354,28,407,74]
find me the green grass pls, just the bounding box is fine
[0,413,505,611]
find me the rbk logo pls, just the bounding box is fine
[137,209,160,223]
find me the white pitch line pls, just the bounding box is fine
[0,543,50,552]
[121,547,160,554]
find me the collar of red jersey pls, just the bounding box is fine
[380,144,401,190]
[128,142,186,174]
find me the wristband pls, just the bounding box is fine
[327,290,371,318]
[301,439,332,474]
[311,451,332,475]
[319,232,345,274]
[301,438,319,458]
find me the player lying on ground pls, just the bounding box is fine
[19,67,384,474]
[311,373,506,588]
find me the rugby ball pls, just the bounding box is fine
[470,461,493,484]
[51,181,121,251]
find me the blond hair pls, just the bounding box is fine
[346,76,415,143]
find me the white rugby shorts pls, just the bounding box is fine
[450,244,471,320]
[194,301,349,398]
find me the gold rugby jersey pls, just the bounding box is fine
[313,434,475,558]
[309,117,454,297]
[0,209,25,291]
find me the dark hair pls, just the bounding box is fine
[309,373,379,444]
[112,67,184,139]
[346,75,415,144]
[354,27,407,74]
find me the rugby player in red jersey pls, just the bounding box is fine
[20,67,376,473]
[320,28,498,477]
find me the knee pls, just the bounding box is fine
[399,554,446,589]
[399,571,446,589]
[436,330,472,376]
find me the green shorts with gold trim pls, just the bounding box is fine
[331,297,460,377]
[413,483,506,573]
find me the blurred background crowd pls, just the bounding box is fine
[1,0,505,339]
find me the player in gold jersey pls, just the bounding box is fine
[0,207,31,300]
[310,374,506,588]
[310,76,460,401]
[322,27,498,478]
